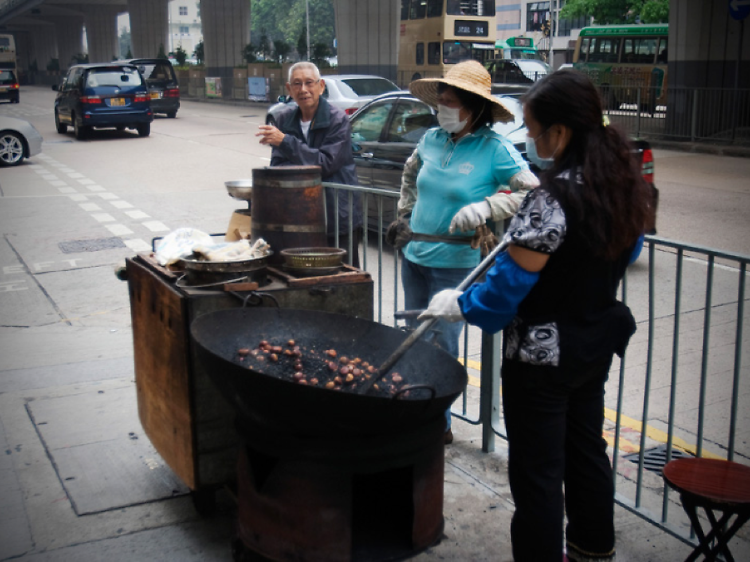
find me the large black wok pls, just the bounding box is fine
[190,308,467,437]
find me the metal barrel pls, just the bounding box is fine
[251,166,327,264]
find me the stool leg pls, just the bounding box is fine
[681,495,713,562]
[703,510,750,562]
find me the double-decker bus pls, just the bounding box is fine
[0,33,17,72]
[573,24,668,111]
[495,36,545,62]
[397,0,496,85]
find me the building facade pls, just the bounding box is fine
[167,1,202,58]
[495,0,589,68]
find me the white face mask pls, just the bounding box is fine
[437,104,468,134]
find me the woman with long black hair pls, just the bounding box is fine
[419,69,655,561]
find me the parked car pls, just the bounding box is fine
[515,59,551,81]
[121,58,180,118]
[0,115,43,166]
[0,69,20,103]
[348,91,528,231]
[52,63,153,140]
[265,74,400,126]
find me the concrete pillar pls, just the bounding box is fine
[668,0,750,135]
[670,0,750,88]
[30,24,58,73]
[83,6,120,63]
[128,0,169,59]
[55,16,84,70]
[333,0,399,82]
[201,0,251,97]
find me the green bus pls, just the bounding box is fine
[495,36,545,61]
[573,24,668,110]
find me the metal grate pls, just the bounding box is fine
[58,237,126,254]
[623,444,694,475]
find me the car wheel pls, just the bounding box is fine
[55,110,67,134]
[74,117,88,140]
[0,130,26,167]
[166,111,177,119]
[137,123,151,137]
[266,115,277,127]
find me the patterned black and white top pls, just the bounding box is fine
[503,188,567,366]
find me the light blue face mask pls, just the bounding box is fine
[526,130,556,170]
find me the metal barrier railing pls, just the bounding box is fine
[601,85,750,146]
[325,181,750,550]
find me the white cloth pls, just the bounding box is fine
[418,289,464,322]
[300,119,311,140]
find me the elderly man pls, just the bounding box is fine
[257,62,363,267]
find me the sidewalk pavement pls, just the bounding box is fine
[0,323,698,562]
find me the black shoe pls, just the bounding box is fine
[444,429,453,445]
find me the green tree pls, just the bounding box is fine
[251,0,335,59]
[173,45,188,66]
[119,28,131,59]
[273,39,292,63]
[561,0,668,25]
[297,27,308,60]
[311,42,331,66]
[157,43,168,60]
[193,41,204,65]
[243,43,258,63]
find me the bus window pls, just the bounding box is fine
[416,43,425,65]
[578,37,591,61]
[447,1,495,16]
[401,0,409,20]
[656,39,668,63]
[623,37,657,64]
[588,37,620,63]
[444,42,471,64]
[427,0,443,17]
[410,0,427,19]
[428,42,441,64]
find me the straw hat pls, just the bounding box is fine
[409,60,513,124]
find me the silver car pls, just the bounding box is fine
[265,74,400,126]
[0,115,43,166]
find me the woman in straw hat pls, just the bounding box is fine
[397,59,539,444]
[419,69,655,560]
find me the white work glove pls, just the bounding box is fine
[449,200,492,233]
[418,289,464,323]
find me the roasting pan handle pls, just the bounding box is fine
[392,384,436,401]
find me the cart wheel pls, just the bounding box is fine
[190,488,216,516]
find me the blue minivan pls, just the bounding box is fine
[53,63,153,140]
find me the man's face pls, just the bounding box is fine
[286,68,325,114]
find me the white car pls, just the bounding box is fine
[0,115,43,166]
[515,59,551,81]
[266,74,400,126]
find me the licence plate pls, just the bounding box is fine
[110,97,126,107]
[150,92,161,99]
[0,86,7,92]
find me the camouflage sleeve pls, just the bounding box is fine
[397,147,422,217]
[486,169,540,221]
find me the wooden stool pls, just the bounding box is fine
[663,458,750,562]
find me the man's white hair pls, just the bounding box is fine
[288,61,321,83]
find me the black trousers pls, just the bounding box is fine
[501,356,616,562]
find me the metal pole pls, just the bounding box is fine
[306,0,311,61]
